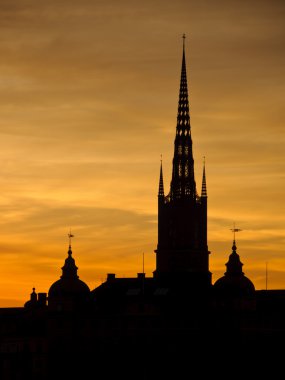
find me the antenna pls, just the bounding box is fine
[265,261,268,290]
[142,252,145,297]
[143,252,145,275]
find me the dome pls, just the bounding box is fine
[48,277,90,298]
[214,273,255,297]
[48,244,90,309]
[213,240,255,297]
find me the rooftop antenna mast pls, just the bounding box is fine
[142,252,145,296]
[265,261,268,290]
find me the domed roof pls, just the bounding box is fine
[214,240,255,297]
[49,278,90,298]
[48,245,90,299]
[214,273,255,297]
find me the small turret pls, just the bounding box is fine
[24,287,47,309]
[30,287,37,304]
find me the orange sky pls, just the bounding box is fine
[0,0,284,306]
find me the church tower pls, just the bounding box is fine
[155,36,211,289]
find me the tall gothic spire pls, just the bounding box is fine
[155,37,210,284]
[170,34,196,201]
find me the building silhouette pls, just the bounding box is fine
[155,38,210,289]
[1,39,285,379]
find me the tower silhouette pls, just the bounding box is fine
[155,36,211,289]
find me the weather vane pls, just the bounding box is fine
[230,222,242,241]
[68,230,74,246]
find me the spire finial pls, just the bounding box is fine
[68,230,74,254]
[230,223,242,250]
[61,230,78,279]
[182,33,186,50]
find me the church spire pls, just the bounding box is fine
[155,37,210,284]
[170,34,196,200]
[201,157,207,197]
[158,157,164,197]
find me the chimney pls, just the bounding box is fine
[107,273,116,282]
[37,293,47,306]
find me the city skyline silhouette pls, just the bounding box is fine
[0,1,284,312]
[0,12,285,376]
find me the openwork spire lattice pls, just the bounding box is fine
[158,158,164,197]
[201,157,207,197]
[170,35,196,200]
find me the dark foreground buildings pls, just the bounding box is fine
[1,40,285,379]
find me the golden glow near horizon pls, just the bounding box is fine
[0,0,285,306]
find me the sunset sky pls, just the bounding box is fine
[0,0,284,306]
